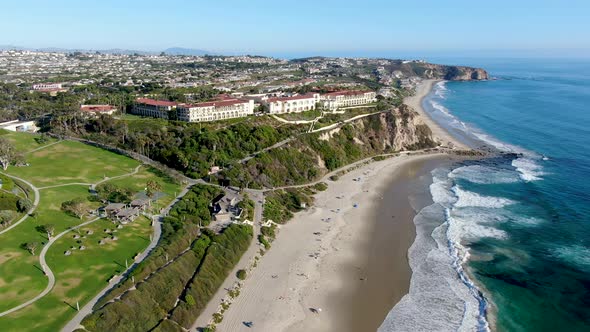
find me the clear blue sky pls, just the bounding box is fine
[1,0,589,57]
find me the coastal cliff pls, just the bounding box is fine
[381,61,489,81]
[223,107,435,188]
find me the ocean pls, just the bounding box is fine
[379,59,590,332]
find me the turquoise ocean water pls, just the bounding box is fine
[379,59,590,332]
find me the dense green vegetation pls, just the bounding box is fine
[48,113,301,179]
[222,108,436,189]
[83,223,252,331]
[263,185,323,224]
[94,185,221,307]
[83,184,252,331]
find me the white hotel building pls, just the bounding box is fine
[177,99,254,122]
[132,98,178,119]
[265,93,320,114]
[321,90,377,111]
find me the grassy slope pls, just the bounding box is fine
[0,132,180,332]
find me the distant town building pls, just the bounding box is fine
[32,83,63,91]
[0,120,39,133]
[80,104,117,116]
[31,83,67,95]
[321,90,377,111]
[176,98,254,122]
[132,98,178,119]
[265,93,320,114]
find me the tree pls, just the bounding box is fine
[0,137,16,170]
[17,198,32,213]
[61,198,88,219]
[21,242,39,255]
[236,269,247,280]
[145,180,162,199]
[185,294,196,306]
[37,224,55,239]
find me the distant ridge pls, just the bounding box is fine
[163,47,210,56]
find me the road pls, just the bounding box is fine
[62,183,195,332]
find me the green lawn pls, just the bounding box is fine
[8,139,139,187]
[0,130,58,153]
[0,132,181,331]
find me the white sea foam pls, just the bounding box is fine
[453,186,515,208]
[429,99,453,117]
[379,169,491,332]
[512,157,545,181]
[434,81,448,98]
[450,165,521,184]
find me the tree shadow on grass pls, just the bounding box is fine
[63,300,77,312]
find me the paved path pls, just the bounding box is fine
[0,164,144,318]
[37,165,142,190]
[270,114,321,125]
[0,217,101,317]
[62,183,195,332]
[0,172,40,236]
[238,137,294,164]
[26,139,63,154]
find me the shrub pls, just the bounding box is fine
[236,269,247,280]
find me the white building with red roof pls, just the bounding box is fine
[80,104,117,116]
[176,98,254,122]
[321,90,377,111]
[132,98,178,119]
[265,93,320,114]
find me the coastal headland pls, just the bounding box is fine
[207,80,471,331]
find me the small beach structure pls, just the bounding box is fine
[210,193,243,222]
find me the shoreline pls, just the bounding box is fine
[212,153,459,332]
[406,80,469,150]
[199,80,475,331]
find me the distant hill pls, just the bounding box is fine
[163,47,210,56]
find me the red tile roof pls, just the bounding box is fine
[267,93,318,103]
[80,105,116,112]
[136,98,178,107]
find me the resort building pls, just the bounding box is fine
[80,104,118,116]
[265,93,320,114]
[132,98,178,119]
[321,90,377,111]
[0,120,39,132]
[176,98,254,122]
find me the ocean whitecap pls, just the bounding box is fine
[452,186,515,208]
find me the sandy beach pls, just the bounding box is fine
[206,81,465,332]
[213,153,456,332]
[406,80,468,149]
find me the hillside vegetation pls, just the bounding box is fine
[222,105,435,188]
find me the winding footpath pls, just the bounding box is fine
[0,217,100,317]
[0,172,40,236]
[0,164,144,318]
